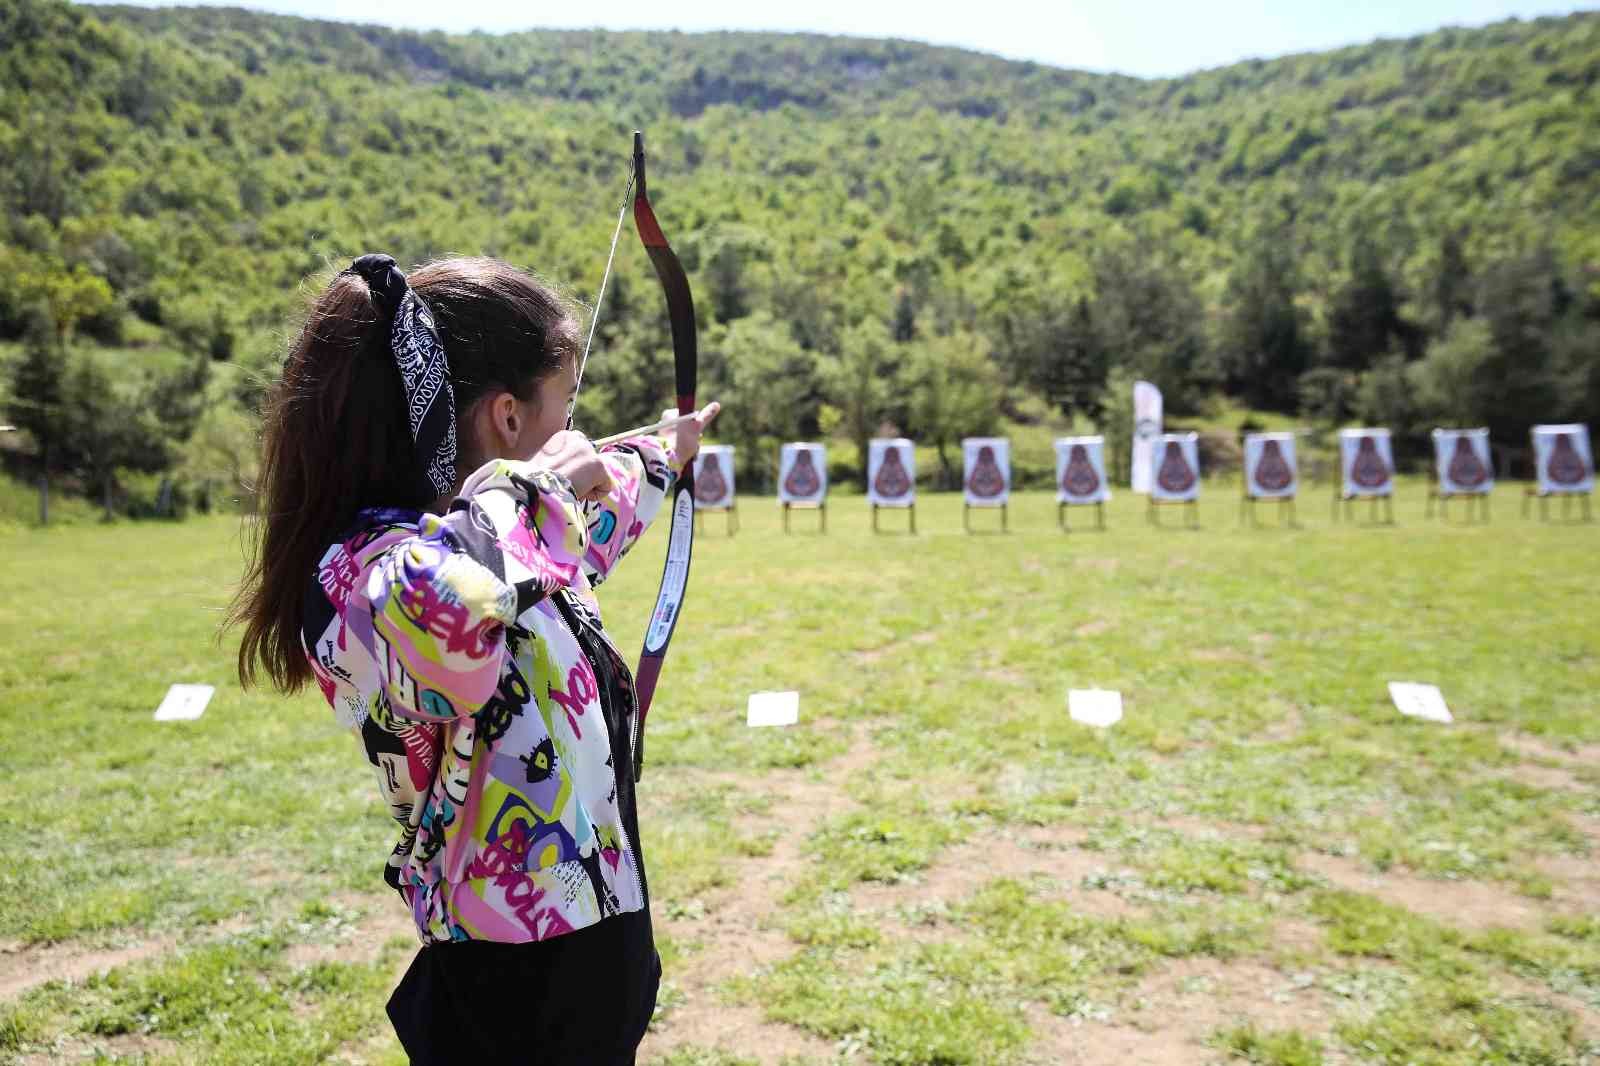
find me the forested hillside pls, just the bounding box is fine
[3,0,1598,506]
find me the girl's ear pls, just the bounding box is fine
[496,392,521,445]
[462,391,519,462]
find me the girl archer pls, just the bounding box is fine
[229,254,719,1064]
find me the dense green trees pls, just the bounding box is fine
[2,0,1598,507]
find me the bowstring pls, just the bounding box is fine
[568,157,638,431]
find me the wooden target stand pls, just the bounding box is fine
[1145,495,1199,529]
[963,501,1008,534]
[694,501,739,536]
[1057,500,1106,531]
[871,502,916,534]
[1522,487,1593,523]
[1425,488,1490,524]
[781,500,826,534]
[1239,491,1298,528]
[1332,490,1395,526]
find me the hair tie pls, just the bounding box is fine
[344,253,457,498]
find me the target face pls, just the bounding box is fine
[778,443,827,505]
[693,445,735,509]
[1054,436,1110,504]
[867,438,915,507]
[963,437,1010,507]
[1149,433,1200,502]
[1432,428,1493,495]
[1244,433,1297,499]
[1532,424,1594,495]
[1339,429,1394,498]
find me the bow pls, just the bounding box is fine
[574,131,698,752]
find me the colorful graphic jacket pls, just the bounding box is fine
[301,437,679,945]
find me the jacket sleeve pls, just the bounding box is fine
[582,433,681,587]
[362,460,588,723]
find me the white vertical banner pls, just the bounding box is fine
[1055,436,1110,504]
[1132,380,1163,493]
[1432,428,1494,495]
[1532,424,1594,495]
[963,438,1011,506]
[693,445,735,509]
[1339,428,1394,498]
[778,443,827,505]
[1149,432,1200,502]
[1243,432,1298,500]
[867,438,916,507]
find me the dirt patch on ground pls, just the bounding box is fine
[282,895,418,971]
[1500,761,1588,794]
[1024,952,1339,1065]
[1539,855,1600,914]
[0,938,168,1003]
[642,1002,838,1066]
[1499,733,1600,767]
[1496,973,1600,1044]
[1190,646,1256,665]
[1270,918,1326,954]
[1257,702,1306,744]
[637,726,876,1064]
[1154,814,1269,841]
[1024,1006,1197,1066]
[1074,620,1112,637]
[1568,812,1600,845]
[17,1032,180,1066]
[854,630,937,664]
[1298,851,1552,931]
[0,895,419,1007]
[850,825,1138,920]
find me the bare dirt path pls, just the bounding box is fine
[637,723,878,1064]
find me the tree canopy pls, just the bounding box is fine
[3,0,1598,498]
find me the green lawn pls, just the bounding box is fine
[1,481,1597,1065]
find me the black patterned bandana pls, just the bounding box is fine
[345,253,457,497]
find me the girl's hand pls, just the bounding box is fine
[535,430,615,503]
[666,401,721,468]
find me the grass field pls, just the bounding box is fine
[2,481,1597,1065]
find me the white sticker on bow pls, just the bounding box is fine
[1388,682,1452,723]
[747,691,800,728]
[1069,689,1123,728]
[154,684,215,721]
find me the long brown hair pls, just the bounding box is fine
[229,257,581,693]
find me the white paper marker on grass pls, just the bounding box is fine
[1069,689,1123,728]
[1388,682,1452,723]
[747,690,800,728]
[154,683,215,721]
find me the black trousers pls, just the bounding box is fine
[387,910,660,1066]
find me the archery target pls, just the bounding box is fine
[778,443,827,505]
[693,445,735,510]
[1244,433,1297,500]
[963,437,1010,507]
[868,438,915,507]
[1055,436,1110,504]
[1339,429,1394,498]
[1432,428,1493,495]
[1532,424,1593,495]
[1149,433,1200,502]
